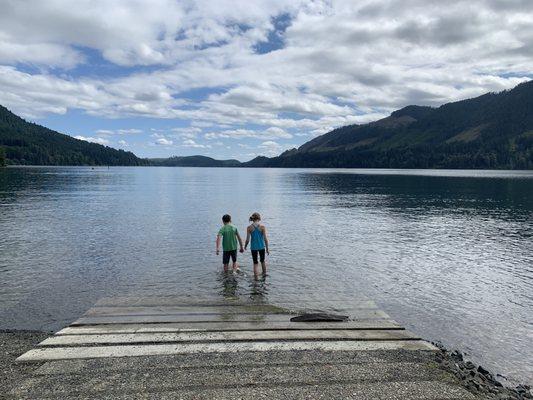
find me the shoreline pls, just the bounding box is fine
[2,329,531,399]
[1,329,52,397]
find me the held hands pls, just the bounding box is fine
[239,247,244,253]
[216,249,219,255]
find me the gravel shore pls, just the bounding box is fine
[1,330,51,397]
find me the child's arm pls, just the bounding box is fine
[244,227,250,250]
[216,235,221,255]
[237,232,244,253]
[262,226,270,255]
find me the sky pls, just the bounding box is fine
[0,0,532,161]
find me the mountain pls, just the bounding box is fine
[0,105,146,166]
[149,155,241,167]
[0,145,5,167]
[245,81,533,169]
[2,81,532,169]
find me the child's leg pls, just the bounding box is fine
[222,251,230,272]
[231,251,239,271]
[259,249,267,275]
[252,250,260,278]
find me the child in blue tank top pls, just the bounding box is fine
[244,212,269,278]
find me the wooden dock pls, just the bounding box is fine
[11,296,479,399]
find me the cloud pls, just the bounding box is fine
[182,139,210,148]
[205,127,292,140]
[155,137,173,146]
[258,140,295,156]
[170,127,203,139]
[0,1,532,160]
[118,139,128,146]
[96,128,142,135]
[74,135,109,145]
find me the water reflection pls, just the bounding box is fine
[249,275,269,302]
[218,272,239,300]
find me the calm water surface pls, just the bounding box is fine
[0,167,532,384]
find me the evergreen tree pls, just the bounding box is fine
[0,105,147,166]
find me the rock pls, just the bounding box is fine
[465,361,476,370]
[451,350,464,361]
[477,365,490,376]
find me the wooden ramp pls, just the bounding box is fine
[17,297,434,362]
[11,297,479,399]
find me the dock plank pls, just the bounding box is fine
[56,320,403,335]
[83,305,291,317]
[86,301,379,315]
[41,329,420,346]
[17,340,438,361]
[72,310,392,325]
[94,296,371,307]
[32,351,439,375]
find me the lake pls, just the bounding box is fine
[0,166,532,385]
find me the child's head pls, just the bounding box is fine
[222,214,231,224]
[249,212,261,222]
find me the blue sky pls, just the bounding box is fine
[0,1,532,160]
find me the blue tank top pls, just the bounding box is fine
[250,224,265,251]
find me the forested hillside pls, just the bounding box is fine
[2,80,532,169]
[0,106,145,166]
[246,81,533,169]
[0,146,5,167]
[149,155,241,167]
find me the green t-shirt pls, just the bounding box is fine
[218,224,239,251]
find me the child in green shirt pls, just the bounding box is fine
[216,214,244,272]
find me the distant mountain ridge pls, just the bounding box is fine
[0,105,145,166]
[1,81,532,169]
[244,81,533,169]
[149,155,241,167]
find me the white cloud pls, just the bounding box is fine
[205,127,292,140]
[95,128,142,135]
[95,129,114,135]
[170,127,203,139]
[182,139,210,148]
[155,137,173,146]
[0,0,532,156]
[74,135,109,145]
[258,140,295,156]
[118,139,127,146]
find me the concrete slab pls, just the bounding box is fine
[94,295,371,307]
[72,310,391,325]
[86,301,378,315]
[40,329,420,346]
[32,350,439,375]
[56,320,403,335]
[17,340,438,362]
[83,304,291,316]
